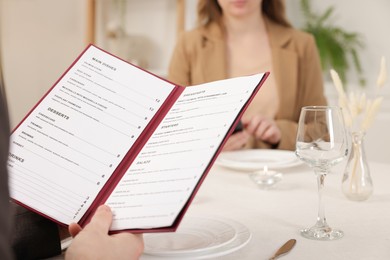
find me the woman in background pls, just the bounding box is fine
[168,0,327,151]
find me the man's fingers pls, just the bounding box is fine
[86,204,113,234]
[113,232,144,241]
[113,233,145,256]
[68,223,82,237]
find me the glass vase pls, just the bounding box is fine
[342,131,373,201]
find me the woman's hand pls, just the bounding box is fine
[66,205,144,260]
[242,115,281,145]
[222,131,250,151]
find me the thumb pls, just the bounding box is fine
[86,204,113,234]
[68,223,82,237]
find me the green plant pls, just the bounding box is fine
[300,0,366,87]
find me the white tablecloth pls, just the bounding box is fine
[142,160,390,259]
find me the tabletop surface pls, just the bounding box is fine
[141,156,390,260]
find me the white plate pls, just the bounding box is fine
[143,217,251,259]
[216,149,302,171]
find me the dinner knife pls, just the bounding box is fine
[269,239,296,260]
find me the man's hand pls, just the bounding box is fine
[66,205,144,260]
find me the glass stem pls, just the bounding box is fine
[315,171,329,228]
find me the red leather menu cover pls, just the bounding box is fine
[8,44,269,232]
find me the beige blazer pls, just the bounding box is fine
[168,18,327,150]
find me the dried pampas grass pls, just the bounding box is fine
[331,56,387,132]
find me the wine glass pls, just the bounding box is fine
[295,106,348,241]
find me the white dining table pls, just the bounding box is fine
[141,157,390,259]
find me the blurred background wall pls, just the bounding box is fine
[1,0,86,127]
[1,0,389,162]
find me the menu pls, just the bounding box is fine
[8,45,268,232]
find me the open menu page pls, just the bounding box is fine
[105,74,265,230]
[8,45,175,225]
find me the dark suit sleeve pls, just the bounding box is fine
[0,92,13,259]
[12,204,62,260]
